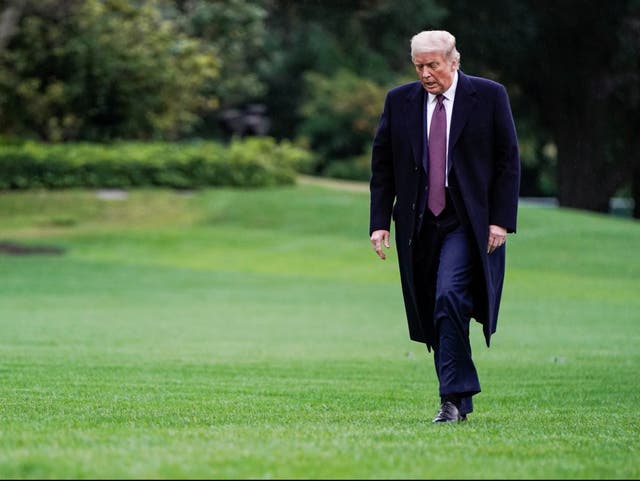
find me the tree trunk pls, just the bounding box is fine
[632,157,640,220]
[0,2,23,51]
[553,109,617,213]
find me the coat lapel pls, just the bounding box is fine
[404,83,425,168]
[448,70,477,173]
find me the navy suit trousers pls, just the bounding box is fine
[413,196,481,416]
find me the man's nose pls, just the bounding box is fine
[420,67,431,78]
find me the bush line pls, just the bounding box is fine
[0,137,314,190]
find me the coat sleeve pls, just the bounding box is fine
[489,84,521,233]
[369,92,396,235]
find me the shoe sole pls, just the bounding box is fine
[432,415,467,423]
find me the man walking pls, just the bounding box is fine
[369,30,520,422]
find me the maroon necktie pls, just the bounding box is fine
[428,94,446,216]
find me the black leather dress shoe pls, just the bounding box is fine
[432,401,467,423]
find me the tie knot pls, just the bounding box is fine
[436,94,445,107]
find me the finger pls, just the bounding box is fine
[488,236,505,253]
[372,240,382,258]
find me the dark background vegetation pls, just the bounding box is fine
[1,0,638,217]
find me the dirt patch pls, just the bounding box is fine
[0,241,65,256]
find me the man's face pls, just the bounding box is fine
[413,51,457,95]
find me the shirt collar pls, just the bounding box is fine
[428,70,458,104]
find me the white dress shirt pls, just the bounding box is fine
[426,70,458,186]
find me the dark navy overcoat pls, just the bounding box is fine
[369,71,520,348]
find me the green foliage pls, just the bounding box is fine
[177,0,270,107]
[225,136,314,187]
[517,120,557,197]
[322,152,372,182]
[0,137,312,189]
[0,0,219,141]
[445,0,640,208]
[260,0,446,139]
[298,70,387,173]
[1,0,638,209]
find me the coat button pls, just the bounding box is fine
[413,165,418,172]
[411,202,415,211]
[408,237,412,246]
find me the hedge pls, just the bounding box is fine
[0,137,314,189]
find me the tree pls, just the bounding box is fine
[612,5,640,218]
[0,0,219,141]
[260,0,447,140]
[445,0,640,216]
[0,0,25,52]
[297,69,388,172]
[173,0,270,107]
[169,0,272,138]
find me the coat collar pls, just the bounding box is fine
[448,70,477,159]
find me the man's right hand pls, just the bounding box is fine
[370,230,391,260]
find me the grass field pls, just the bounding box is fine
[0,181,638,479]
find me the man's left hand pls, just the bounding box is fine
[487,224,507,254]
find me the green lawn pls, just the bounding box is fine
[0,183,638,479]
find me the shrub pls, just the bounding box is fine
[0,138,312,190]
[298,70,386,174]
[322,151,371,182]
